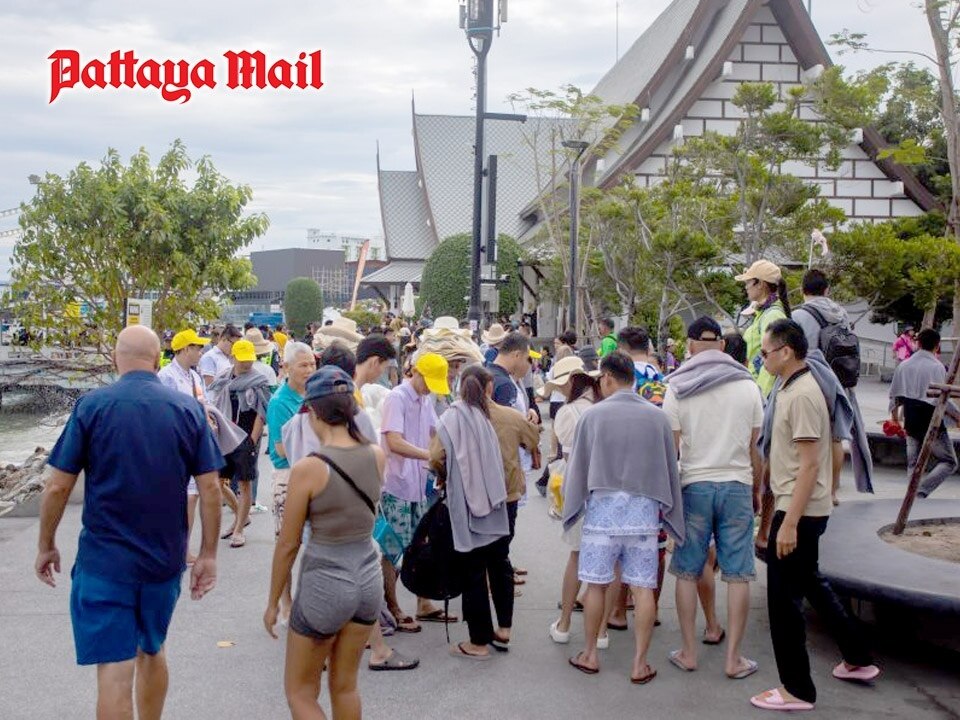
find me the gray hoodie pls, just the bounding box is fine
[794,296,849,352]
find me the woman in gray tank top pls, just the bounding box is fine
[264,365,386,719]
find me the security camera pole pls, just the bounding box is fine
[460,0,523,335]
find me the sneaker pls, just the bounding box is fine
[250,503,269,514]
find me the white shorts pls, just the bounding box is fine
[187,478,198,497]
[578,532,659,588]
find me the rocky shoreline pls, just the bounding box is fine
[0,448,49,517]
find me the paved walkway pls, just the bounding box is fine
[1,456,958,718]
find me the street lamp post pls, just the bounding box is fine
[462,0,495,333]
[562,140,589,332]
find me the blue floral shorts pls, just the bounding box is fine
[578,532,659,588]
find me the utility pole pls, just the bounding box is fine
[460,0,524,334]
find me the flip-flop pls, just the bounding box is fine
[490,634,510,652]
[832,662,880,682]
[568,653,599,675]
[750,688,814,712]
[726,659,759,680]
[450,643,491,661]
[557,600,584,612]
[631,667,657,685]
[668,650,695,672]
[393,615,422,633]
[514,568,529,576]
[703,629,726,645]
[221,518,252,539]
[607,621,629,631]
[513,575,527,586]
[229,534,246,548]
[368,650,419,671]
[417,610,459,623]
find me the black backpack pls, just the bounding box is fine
[800,305,860,388]
[400,496,464,596]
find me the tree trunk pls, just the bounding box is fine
[923,1,960,324]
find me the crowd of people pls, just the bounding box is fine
[39,256,958,717]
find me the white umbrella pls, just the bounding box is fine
[402,283,416,318]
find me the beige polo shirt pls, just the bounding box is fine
[769,368,833,517]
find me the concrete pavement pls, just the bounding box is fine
[1,454,959,719]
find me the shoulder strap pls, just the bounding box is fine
[799,305,828,328]
[309,451,377,515]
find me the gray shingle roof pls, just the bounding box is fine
[360,260,424,285]
[378,169,435,261]
[597,0,753,185]
[413,114,572,244]
[590,0,701,106]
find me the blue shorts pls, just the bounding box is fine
[669,481,756,583]
[70,567,182,666]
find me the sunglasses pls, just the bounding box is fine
[760,344,785,359]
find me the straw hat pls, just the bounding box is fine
[244,328,273,355]
[312,316,365,352]
[541,355,598,397]
[482,323,508,345]
[433,316,460,331]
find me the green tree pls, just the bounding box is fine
[419,234,522,320]
[284,277,323,337]
[827,215,960,328]
[12,141,265,357]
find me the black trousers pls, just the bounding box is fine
[766,511,873,703]
[461,501,517,646]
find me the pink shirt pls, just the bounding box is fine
[893,334,916,362]
[380,380,437,502]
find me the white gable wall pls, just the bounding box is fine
[631,3,926,223]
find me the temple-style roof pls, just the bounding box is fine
[360,260,424,285]
[377,169,435,261]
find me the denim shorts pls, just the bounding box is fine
[669,481,756,583]
[70,567,182,666]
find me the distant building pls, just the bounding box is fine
[306,230,385,263]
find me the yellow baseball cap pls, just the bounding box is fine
[414,352,450,395]
[171,329,210,352]
[231,339,257,362]
[529,349,542,360]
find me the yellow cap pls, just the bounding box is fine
[171,329,210,352]
[414,352,450,395]
[273,331,288,350]
[231,339,257,363]
[529,349,542,360]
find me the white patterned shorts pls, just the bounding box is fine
[578,532,659,588]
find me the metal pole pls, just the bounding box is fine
[467,8,492,333]
[568,156,579,331]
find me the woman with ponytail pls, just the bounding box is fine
[430,365,540,658]
[736,260,790,397]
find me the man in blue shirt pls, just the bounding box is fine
[36,325,224,720]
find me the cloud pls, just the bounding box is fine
[0,0,936,280]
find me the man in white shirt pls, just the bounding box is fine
[198,324,242,386]
[662,317,763,680]
[158,328,211,562]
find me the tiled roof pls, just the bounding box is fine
[413,114,573,244]
[360,260,424,285]
[378,170,435,261]
[597,0,754,184]
[590,0,701,106]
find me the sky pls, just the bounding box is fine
[0,0,936,280]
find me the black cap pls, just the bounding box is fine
[687,316,722,341]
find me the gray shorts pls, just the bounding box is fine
[290,539,383,640]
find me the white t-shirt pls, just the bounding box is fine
[198,345,232,381]
[662,378,764,486]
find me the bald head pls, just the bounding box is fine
[114,325,161,375]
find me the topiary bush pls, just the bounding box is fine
[284,277,323,337]
[419,233,522,320]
